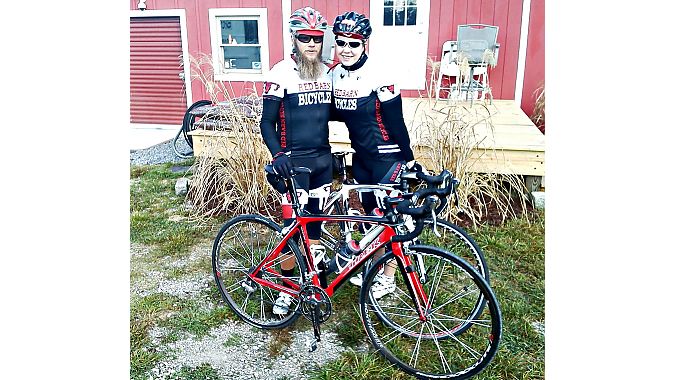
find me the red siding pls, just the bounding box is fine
[402,0,525,99]
[130,16,187,124]
[131,1,541,106]
[520,0,544,118]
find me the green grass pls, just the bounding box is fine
[130,162,221,256]
[161,301,236,338]
[309,212,545,380]
[130,162,544,379]
[130,293,182,378]
[167,364,221,380]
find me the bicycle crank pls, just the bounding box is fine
[298,284,332,352]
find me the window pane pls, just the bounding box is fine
[220,19,259,45]
[407,0,417,5]
[222,46,262,70]
[384,0,394,5]
[406,7,417,25]
[383,6,393,26]
[394,6,405,26]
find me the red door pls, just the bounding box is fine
[130,16,186,124]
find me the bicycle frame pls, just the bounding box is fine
[247,212,431,320]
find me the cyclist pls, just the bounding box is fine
[260,7,333,315]
[329,11,420,298]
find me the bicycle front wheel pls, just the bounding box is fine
[414,219,489,335]
[359,246,502,380]
[212,215,306,329]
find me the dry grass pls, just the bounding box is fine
[186,53,531,226]
[185,54,279,222]
[414,58,531,225]
[531,84,545,134]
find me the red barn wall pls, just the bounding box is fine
[130,0,544,115]
[520,0,544,118]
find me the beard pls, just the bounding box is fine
[295,42,324,81]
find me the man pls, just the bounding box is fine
[259,7,333,315]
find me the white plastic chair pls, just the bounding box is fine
[435,40,460,101]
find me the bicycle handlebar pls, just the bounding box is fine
[412,170,449,186]
[391,197,435,242]
[388,170,458,242]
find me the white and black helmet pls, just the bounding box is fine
[333,11,372,40]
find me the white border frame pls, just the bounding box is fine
[130,9,193,107]
[208,8,270,82]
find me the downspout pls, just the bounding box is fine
[514,0,531,105]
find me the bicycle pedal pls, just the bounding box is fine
[308,339,318,352]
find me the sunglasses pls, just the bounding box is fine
[335,39,363,49]
[296,34,323,43]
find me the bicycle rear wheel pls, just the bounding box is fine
[359,246,501,380]
[212,215,306,329]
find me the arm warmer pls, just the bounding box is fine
[380,95,414,161]
[259,97,283,157]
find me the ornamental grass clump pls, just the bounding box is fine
[185,54,279,222]
[411,102,530,225]
[416,58,531,225]
[531,84,545,134]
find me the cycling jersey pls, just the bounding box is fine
[260,58,332,158]
[330,55,414,162]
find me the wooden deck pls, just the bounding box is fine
[189,99,544,178]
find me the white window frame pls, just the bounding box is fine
[209,8,269,82]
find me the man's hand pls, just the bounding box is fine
[406,160,428,175]
[272,153,293,179]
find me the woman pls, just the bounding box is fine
[329,11,418,299]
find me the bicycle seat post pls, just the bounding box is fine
[339,155,348,184]
[331,148,354,185]
[284,166,312,216]
[285,172,302,215]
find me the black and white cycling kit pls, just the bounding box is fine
[260,58,332,160]
[330,54,414,212]
[330,55,414,163]
[260,57,333,235]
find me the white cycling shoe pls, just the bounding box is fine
[349,266,384,287]
[272,292,293,315]
[370,274,396,299]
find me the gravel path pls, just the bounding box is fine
[131,240,352,380]
[130,142,357,379]
[130,137,193,166]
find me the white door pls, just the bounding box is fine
[369,0,430,90]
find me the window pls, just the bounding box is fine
[383,0,417,26]
[209,8,269,81]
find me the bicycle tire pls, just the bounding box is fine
[359,245,502,380]
[212,214,306,329]
[347,218,489,336]
[412,219,489,335]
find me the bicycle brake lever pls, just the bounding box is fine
[431,198,441,237]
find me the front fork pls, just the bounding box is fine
[394,243,431,322]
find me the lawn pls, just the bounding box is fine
[130,162,544,380]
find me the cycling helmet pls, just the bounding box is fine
[333,11,372,40]
[289,7,328,36]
